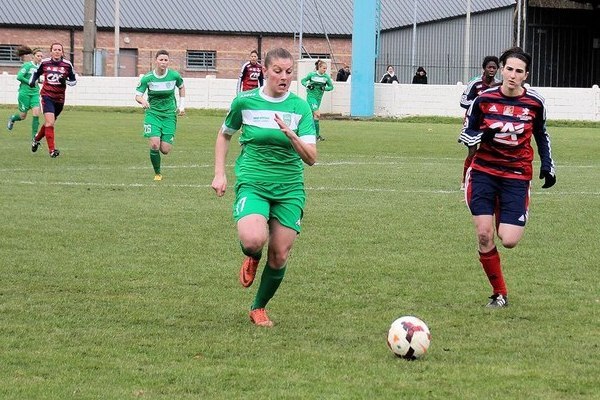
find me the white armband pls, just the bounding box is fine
[178,97,185,111]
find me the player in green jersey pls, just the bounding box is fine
[211,48,317,327]
[7,46,43,139]
[301,59,334,141]
[135,50,185,181]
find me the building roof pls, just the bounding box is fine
[0,0,515,35]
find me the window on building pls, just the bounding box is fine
[301,52,331,60]
[0,44,22,64]
[186,50,216,70]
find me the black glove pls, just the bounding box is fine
[481,127,500,143]
[539,170,556,189]
[307,85,314,90]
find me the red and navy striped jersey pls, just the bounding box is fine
[459,86,555,181]
[460,75,501,109]
[237,61,264,92]
[30,57,77,103]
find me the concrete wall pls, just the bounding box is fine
[1,72,598,121]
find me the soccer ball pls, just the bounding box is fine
[387,316,431,359]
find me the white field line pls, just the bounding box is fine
[6,180,599,196]
[2,159,598,195]
[1,160,598,173]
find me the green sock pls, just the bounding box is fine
[314,119,320,137]
[150,149,161,174]
[31,116,39,140]
[252,264,286,310]
[240,243,262,261]
[10,114,23,123]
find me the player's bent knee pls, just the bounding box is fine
[501,238,519,249]
[240,236,267,254]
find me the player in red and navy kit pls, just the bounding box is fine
[237,50,264,93]
[29,42,77,157]
[459,56,501,190]
[458,47,556,308]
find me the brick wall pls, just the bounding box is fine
[0,27,352,79]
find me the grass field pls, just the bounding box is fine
[1,107,599,399]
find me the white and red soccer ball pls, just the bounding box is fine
[387,316,431,359]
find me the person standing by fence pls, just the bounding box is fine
[380,65,399,84]
[411,66,428,84]
[237,50,264,93]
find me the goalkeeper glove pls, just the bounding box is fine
[539,170,556,189]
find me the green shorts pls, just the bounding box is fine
[233,182,306,233]
[143,112,177,145]
[18,92,40,113]
[306,96,321,112]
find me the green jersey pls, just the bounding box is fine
[16,61,40,96]
[301,71,334,102]
[135,69,184,116]
[222,88,316,184]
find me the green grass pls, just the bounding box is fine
[0,108,599,399]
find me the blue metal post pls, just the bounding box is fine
[351,0,377,117]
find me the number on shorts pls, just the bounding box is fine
[144,124,152,134]
[235,196,247,215]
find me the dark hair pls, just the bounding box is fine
[250,49,258,56]
[50,42,63,51]
[16,46,33,57]
[416,66,426,73]
[499,46,532,71]
[315,59,326,70]
[386,64,394,70]
[482,56,499,69]
[264,48,293,67]
[156,49,169,58]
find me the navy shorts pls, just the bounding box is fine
[465,169,530,226]
[41,96,64,118]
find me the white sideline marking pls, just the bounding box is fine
[7,180,599,195]
[15,180,212,189]
[1,159,597,173]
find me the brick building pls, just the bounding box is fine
[0,0,353,79]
